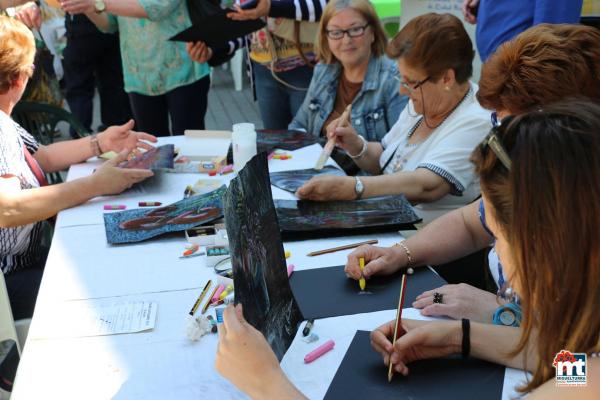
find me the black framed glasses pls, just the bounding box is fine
[480,112,512,170]
[326,24,369,40]
[393,74,430,92]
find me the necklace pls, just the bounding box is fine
[421,85,473,129]
[389,86,472,173]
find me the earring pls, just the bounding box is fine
[445,86,450,91]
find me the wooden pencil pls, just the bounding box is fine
[388,274,408,382]
[307,239,378,257]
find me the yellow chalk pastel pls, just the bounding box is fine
[359,257,366,291]
[285,250,291,259]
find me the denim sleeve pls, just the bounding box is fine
[288,68,320,133]
[139,0,184,21]
[269,0,329,22]
[533,0,583,24]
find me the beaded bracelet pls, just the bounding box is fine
[90,134,104,157]
[395,241,414,274]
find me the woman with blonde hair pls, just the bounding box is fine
[297,13,490,223]
[289,0,406,147]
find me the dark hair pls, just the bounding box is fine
[387,13,474,83]
[477,24,600,114]
[471,98,600,392]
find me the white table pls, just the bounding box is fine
[11,136,528,399]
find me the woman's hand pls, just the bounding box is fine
[186,41,213,64]
[60,0,94,14]
[413,284,501,323]
[345,245,406,280]
[90,149,153,195]
[296,175,356,201]
[226,0,271,20]
[97,120,157,154]
[216,304,305,399]
[370,319,461,376]
[14,2,41,29]
[325,118,362,155]
[461,0,479,24]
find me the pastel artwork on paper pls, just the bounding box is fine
[223,153,302,360]
[275,195,421,240]
[119,144,175,170]
[104,186,225,244]
[269,166,346,193]
[226,130,319,164]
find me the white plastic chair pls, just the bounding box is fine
[230,48,245,91]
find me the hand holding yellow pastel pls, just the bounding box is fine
[359,257,366,291]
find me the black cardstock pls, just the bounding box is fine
[289,265,445,319]
[325,330,504,400]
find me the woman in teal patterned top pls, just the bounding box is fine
[61,0,211,136]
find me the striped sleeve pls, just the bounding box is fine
[269,0,329,22]
[15,123,39,154]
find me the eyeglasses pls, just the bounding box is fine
[393,74,430,92]
[480,112,512,170]
[326,24,369,40]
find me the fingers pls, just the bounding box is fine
[345,245,372,280]
[121,119,135,131]
[370,325,394,355]
[420,303,454,318]
[295,181,313,198]
[106,149,131,166]
[222,304,243,334]
[136,141,155,152]
[131,131,158,143]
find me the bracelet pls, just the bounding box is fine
[395,240,413,270]
[461,318,470,359]
[90,134,104,156]
[348,135,368,160]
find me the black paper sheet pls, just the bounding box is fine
[289,265,446,319]
[276,196,421,241]
[223,153,302,360]
[269,166,347,193]
[325,330,504,400]
[169,9,265,46]
[226,130,320,164]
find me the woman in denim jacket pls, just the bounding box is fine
[288,0,407,143]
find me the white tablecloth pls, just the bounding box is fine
[12,136,528,399]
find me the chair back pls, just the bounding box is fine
[11,101,90,184]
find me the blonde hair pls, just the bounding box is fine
[315,0,388,64]
[0,16,36,94]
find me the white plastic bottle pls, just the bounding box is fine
[232,123,257,172]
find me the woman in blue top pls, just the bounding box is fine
[288,0,406,142]
[61,0,212,136]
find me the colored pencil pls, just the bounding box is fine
[388,274,408,382]
[307,239,378,257]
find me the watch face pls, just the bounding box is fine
[499,309,516,326]
[95,0,106,12]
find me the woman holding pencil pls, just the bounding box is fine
[214,99,600,399]
[296,13,490,223]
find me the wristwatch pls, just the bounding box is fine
[94,0,106,13]
[354,177,364,199]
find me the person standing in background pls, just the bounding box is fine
[461,0,583,61]
[63,14,132,137]
[61,0,211,137]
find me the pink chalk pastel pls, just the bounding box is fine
[304,340,335,363]
[287,264,295,278]
[211,284,225,303]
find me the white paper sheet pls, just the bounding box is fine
[36,300,157,338]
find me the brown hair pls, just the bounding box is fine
[315,0,388,64]
[0,16,35,94]
[478,24,600,114]
[387,13,474,83]
[472,99,600,392]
